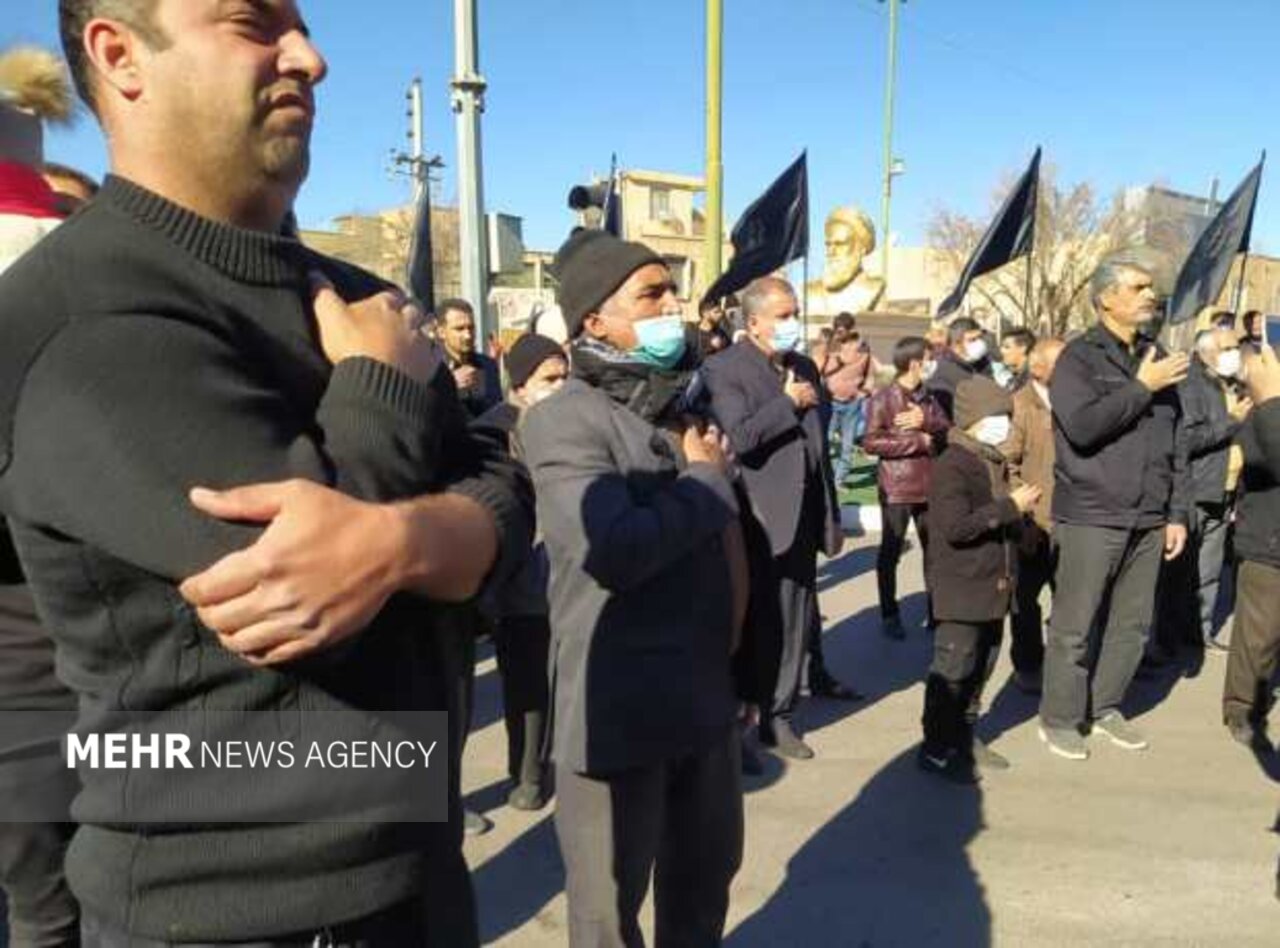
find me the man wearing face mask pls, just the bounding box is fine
[1160,329,1251,654]
[927,316,995,421]
[521,230,746,946]
[473,333,569,812]
[921,377,1041,782]
[701,276,850,762]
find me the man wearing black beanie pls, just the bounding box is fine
[521,231,747,946]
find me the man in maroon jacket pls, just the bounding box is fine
[863,337,950,639]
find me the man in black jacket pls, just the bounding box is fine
[1223,345,1280,750]
[439,297,503,419]
[1161,329,1251,653]
[0,4,531,944]
[1038,253,1191,761]
[702,276,851,762]
[927,316,994,420]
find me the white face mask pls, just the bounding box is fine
[964,339,989,364]
[973,415,1012,446]
[1216,349,1242,379]
[921,360,938,381]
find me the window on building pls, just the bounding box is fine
[664,256,690,299]
[649,187,672,220]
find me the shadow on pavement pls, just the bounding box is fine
[471,813,564,945]
[728,746,991,948]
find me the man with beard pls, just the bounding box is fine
[0,3,530,944]
[439,297,502,419]
[521,229,745,946]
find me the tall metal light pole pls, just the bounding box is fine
[879,0,902,286]
[452,0,491,340]
[704,0,724,290]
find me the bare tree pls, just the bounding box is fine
[929,166,1173,337]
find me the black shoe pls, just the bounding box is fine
[809,668,864,702]
[970,738,1010,771]
[917,746,980,785]
[881,615,907,640]
[761,718,815,760]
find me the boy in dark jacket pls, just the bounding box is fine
[920,378,1040,783]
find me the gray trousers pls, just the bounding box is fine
[1040,524,1165,730]
[1193,504,1232,644]
[554,731,743,948]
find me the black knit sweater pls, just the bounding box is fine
[0,176,530,940]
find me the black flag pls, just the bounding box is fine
[937,147,1041,317]
[602,154,622,237]
[405,181,434,310]
[702,151,808,305]
[1168,155,1264,325]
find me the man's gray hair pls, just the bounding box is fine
[1089,251,1151,311]
[1194,328,1219,354]
[740,276,796,320]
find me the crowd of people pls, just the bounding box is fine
[2,4,1280,947]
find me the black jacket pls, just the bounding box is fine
[926,350,993,422]
[926,438,1022,623]
[1234,400,1280,569]
[1050,324,1189,529]
[701,340,841,558]
[1178,358,1243,508]
[0,176,532,941]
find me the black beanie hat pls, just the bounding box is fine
[505,332,565,390]
[954,376,1013,430]
[554,229,664,339]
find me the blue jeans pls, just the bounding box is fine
[829,398,864,485]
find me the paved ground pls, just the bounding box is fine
[463,536,1280,947]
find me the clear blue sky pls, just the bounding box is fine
[9,0,1279,255]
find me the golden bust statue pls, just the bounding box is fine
[809,206,885,315]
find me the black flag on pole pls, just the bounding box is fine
[702,151,808,305]
[1167,154,1264,325]
[602,154,623,237]
[405,181,434,310]
[937,147,1041,317]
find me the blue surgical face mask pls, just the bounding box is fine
[772,318,802,354]
[631,314,687,369]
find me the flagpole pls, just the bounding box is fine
[1231,149,1266,315]
[802,255,810,344]
[1022,254,1034,334]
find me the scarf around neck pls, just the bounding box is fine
[570,335,694,425]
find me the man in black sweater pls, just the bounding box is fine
[1223,345,1280,751]
[1038,253,1190,761]
[0,3,530,945]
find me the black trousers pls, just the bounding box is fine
[554,731,743,948]
[1011,523,1055,674]
[877,502,929,619]
[0,818,78,948]
[922,620,1003,755]
[80,897,438,948]
[1223,559,1280,728]
[492,614,551,781]
[1041,524,1164,730]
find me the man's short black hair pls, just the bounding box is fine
[59,0,168,116]
[893,336,928,375]
[832,312,856,333]
[946,317,981,347]
[1003,328,1036,352]
[436,298,475,321]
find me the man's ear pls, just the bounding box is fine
[84,17,148,107]
[582,311,608,341]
